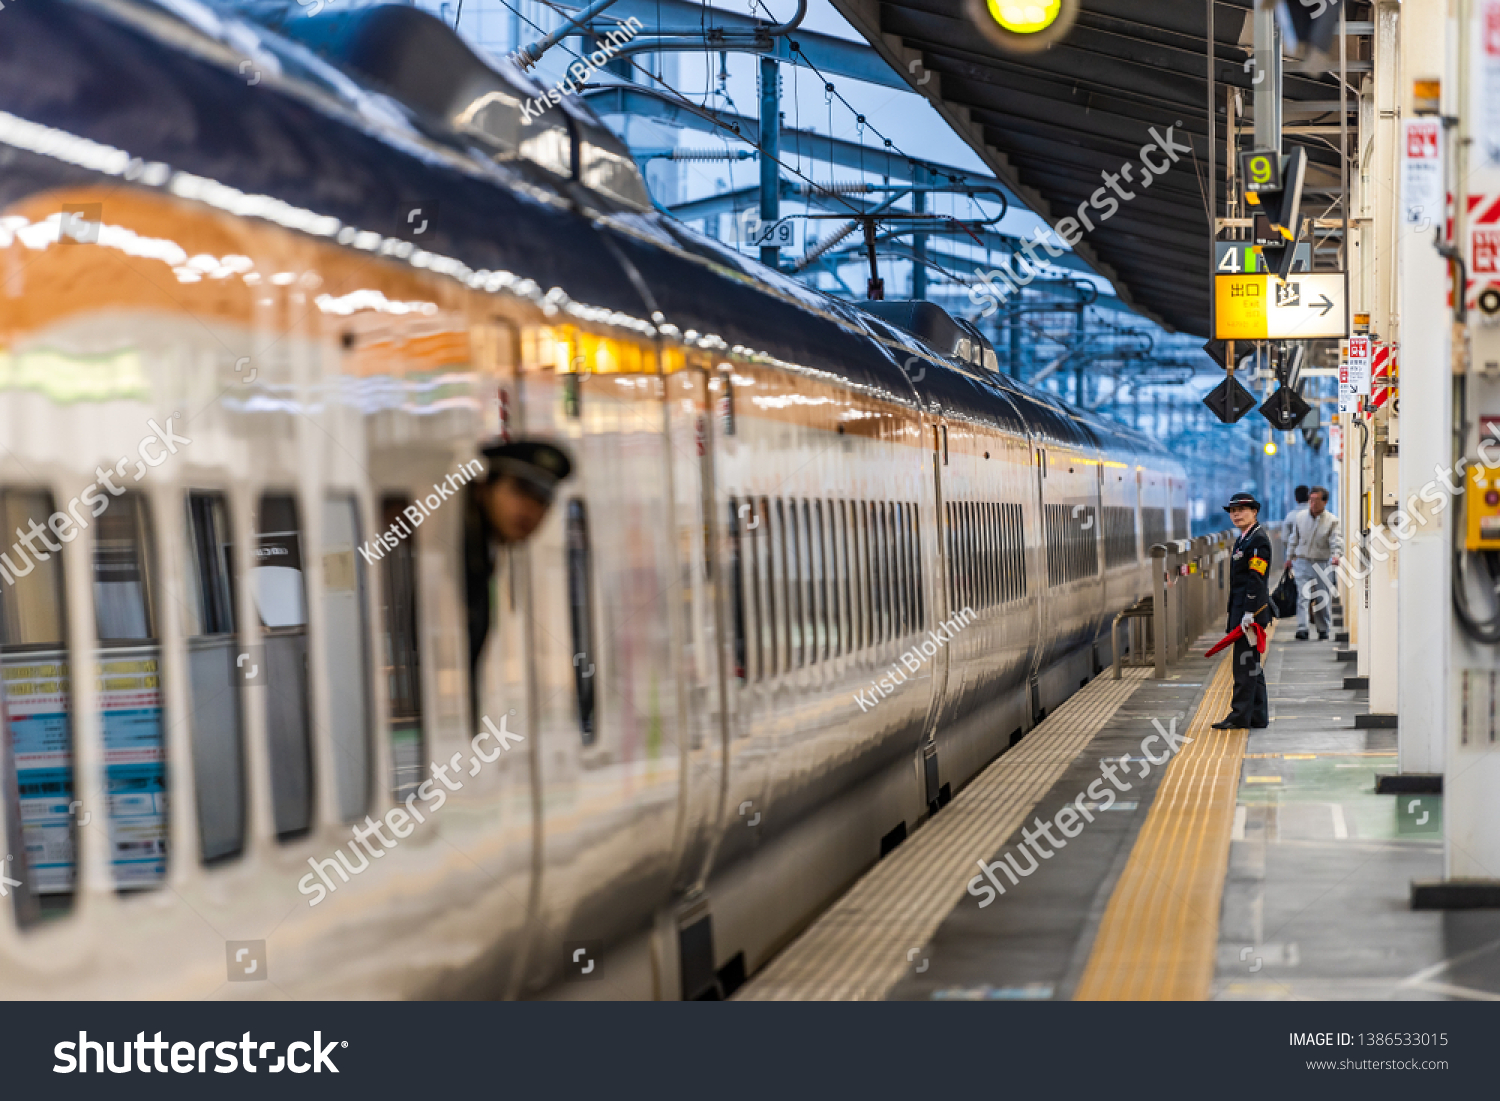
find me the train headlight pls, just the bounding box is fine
[968,0,1077,52]
[1263,441,1279,456]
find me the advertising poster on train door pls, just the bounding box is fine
[3,653,74,893]
[98,646,167,888]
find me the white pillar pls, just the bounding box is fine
[1393,0,1451,767]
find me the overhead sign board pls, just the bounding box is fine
[1213,272,1349,340]
[1240,148,1283,194]
[1215,241,1311,275]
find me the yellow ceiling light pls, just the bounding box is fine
[989,0,1060,33]
[968,0,1077,53]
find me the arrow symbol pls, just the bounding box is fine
[1314,294,1334,316]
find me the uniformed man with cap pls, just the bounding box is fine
[464,438,573,689]
[1214,491,1273,730]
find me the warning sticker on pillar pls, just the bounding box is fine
[1402,119,1443,227]
[1347,334,1372,395]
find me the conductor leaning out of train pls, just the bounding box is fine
[463,439,574,678]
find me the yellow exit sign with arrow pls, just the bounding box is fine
[1213,272,1348,340]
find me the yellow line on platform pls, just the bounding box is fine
[1072,642,1249,1001]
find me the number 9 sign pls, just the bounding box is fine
[1239,148,1282,194]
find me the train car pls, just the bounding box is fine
[0,0,1184,999]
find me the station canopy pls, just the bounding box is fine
[827,0,1350,336]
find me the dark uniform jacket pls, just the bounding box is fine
[1226,522,1275,632]
[463,483,498,690]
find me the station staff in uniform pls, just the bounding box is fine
[1213,492,1273,731]
[463,439,574,690]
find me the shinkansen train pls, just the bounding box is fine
[0,0,1187,998]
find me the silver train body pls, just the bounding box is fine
[0,0,1186,998]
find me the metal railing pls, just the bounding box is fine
[1112,530,1236,680]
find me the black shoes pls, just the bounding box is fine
[1212,717,1247,730]
[1294,630,1309,640]
[1318,631,1329,640]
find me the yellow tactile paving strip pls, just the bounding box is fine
[736,668,1151,1001]
[1072,637,1258,1001]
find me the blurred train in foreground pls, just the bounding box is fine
[0,0,1187,998]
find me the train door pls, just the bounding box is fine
[462,318,537,998]
[514,331,683,993]
[918,420,952,811]
[1025,444,1051,723]
[663,364,726,894]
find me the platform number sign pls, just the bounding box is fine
[1240,148,1282,194]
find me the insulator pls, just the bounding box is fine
[794,220,859,272]
[665,149,752,161]
[795,182,875,197]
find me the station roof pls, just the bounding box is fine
[826,0,1354,337]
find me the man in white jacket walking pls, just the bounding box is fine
[1284,485,1342,640]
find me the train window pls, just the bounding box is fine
[183,492,245,864]
[756,497,774,677]
[1173,507,1189,540]
[379,497,424,801]
[782,499,802,668]
[900,503,915,636]
[763,497,781,676]
[378,495,426,798]
[864,504,876,651]
[93,493,167,889]
[1141,507,1166,553]
[902,503,916,634]
[893,504,907,635]
[875,503,890,643]
[815,501,833,661]
[565,499,596,745]
[252,494,313,839]
[944,504,954,612]
[984,504,996,609]
[906,507,918,633]
[322,496,371,821]
[805,500,823,663]
[1104,506,1137,568]
[0,489,76,914]
[866,501,880,645]
[959,503,972,612]
[727,499,748,682]
[973,503,986,610]
[1044,503,1100,587]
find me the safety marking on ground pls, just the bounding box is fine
[1072,644,1245,1001]
[735,668,1152,1001]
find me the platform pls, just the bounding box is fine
[738,629,1500,1001]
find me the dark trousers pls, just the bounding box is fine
[1228,633,1268,725]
